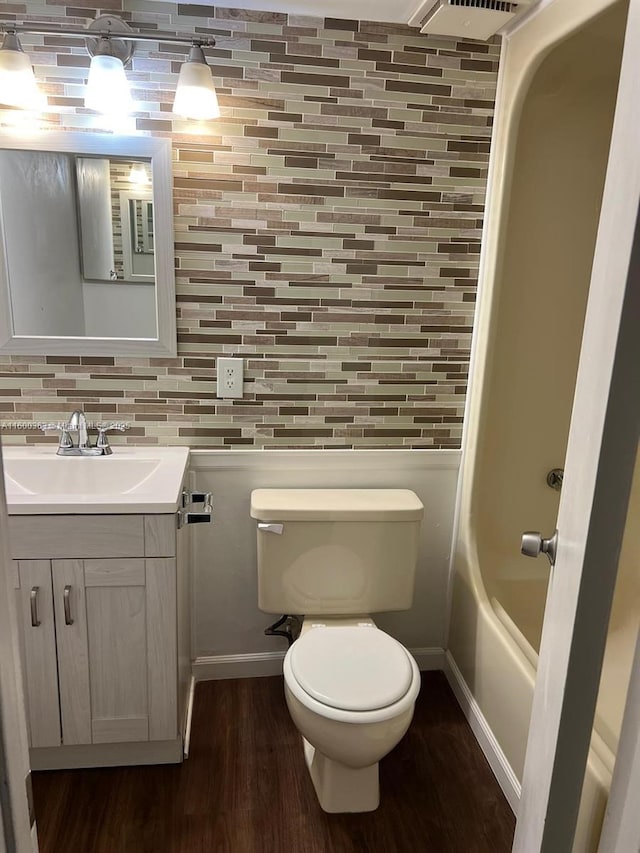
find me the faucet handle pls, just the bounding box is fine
[96,422,128,454]
[39,422,73,451]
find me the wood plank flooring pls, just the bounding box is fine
[33,672,515,853]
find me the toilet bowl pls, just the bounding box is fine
[283,618,421,813]
[251,488,425,813]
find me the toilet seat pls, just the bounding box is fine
[284,626,421,725]
[290,626,413,712]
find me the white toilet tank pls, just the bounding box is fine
[251,489,424,615]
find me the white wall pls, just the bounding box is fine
[76,157,115,281]
[82,280,157,338]
[0,151,85,336]
[188,450,460,675]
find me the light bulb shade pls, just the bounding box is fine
[0,38,45,110]
[173,60,220,120]
[129,163,149,185]
[85,53,132,115]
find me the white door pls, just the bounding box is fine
[513,0,640,849]
[0,448,37,851]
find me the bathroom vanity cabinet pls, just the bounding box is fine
[7,513,191,770]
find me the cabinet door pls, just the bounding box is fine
[50,556,178,748]
[52,560,91,745]
[16,560,61,748]
[79,558,150,744]
[76,557,177,744]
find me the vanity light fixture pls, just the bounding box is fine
[0,31,45,111]
[173,44,220,120]
[0,15,219,120]
[85,37,133,116]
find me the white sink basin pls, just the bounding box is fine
[2,446,190,514]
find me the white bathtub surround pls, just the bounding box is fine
[446,0,636,850]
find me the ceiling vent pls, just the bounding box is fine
[412,0,523,40]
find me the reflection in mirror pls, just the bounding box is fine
[0,150,157,339]
[76,157,155,284]
[120,191,155,281]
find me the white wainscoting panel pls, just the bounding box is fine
[188,450,460,663]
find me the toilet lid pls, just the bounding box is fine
[289,627,414,712]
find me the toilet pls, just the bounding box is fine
[250,488,424,813]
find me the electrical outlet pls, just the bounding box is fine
[217,357,243,399]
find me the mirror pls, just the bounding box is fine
[76,156,155,285]
[0,133,176,356]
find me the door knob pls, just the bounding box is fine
[521,530,558,566]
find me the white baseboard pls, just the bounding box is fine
[193,651,287,681]
[410,647,446,671]
[444,650,521,814]
[192,646,446,682]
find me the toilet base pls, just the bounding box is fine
[303,738,379,813]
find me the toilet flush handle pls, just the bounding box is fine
[258,522,284,535]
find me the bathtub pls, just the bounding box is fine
[446,0,638,850]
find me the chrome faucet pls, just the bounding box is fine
[40,410,127,456]
[68,410,90,450]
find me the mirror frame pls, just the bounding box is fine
[0,132,177,357]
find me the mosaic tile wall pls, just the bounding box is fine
[0,0,499,448]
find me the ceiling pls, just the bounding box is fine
[165,0,428,25]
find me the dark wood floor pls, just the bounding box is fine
[33,672,515,853]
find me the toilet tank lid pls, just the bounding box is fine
[250,489,424,521]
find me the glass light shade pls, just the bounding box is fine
[129,163,150,185]
[0,42,45,110]
[173,61,220,120]
[85,53,132,115]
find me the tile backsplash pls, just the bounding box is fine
[0,1,498,448]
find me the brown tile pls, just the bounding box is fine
[376,62,444,78]
[347,133,381,146]
[385,79,452,96]
[324,17,359,31]
[244,126,279,138]
[281,71,350,88]
[277,183,345,197]
[461,58,498,72]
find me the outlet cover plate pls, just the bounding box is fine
[217,357,243,399]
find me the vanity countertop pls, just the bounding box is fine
[2,445,189,515]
